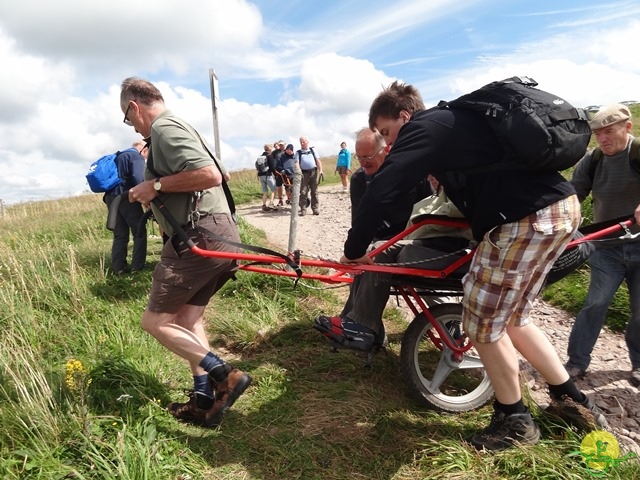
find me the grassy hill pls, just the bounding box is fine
[1,139,639,478]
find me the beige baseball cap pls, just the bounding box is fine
[588,104,631,130]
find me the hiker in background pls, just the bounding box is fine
[271,140,286,206]
[296,136,322,216]
[336,141,352,191]
[336,80,606,451]
[120,76,251,428]
[104,141,147,275]
[133,139,148,161]
[566,104,640,387]
[276,143,297,205]
[257,143,277,211]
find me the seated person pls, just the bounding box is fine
[333,128,432,326]
[315,178,473,352]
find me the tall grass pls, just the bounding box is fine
[1,161,639,479]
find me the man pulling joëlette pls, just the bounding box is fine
[120,76,251,429]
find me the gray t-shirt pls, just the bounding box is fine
[571,135,640,240]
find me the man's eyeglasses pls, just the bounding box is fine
[355,146,384,162]
[123,103,133,126]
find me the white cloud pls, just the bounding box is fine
[0,1,639,205]
[422,20,640,108]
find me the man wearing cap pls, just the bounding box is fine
[566,103,640,387]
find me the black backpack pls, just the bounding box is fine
[441,76,591,172]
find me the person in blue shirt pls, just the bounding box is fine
[104,140,147,275]
[336,141,352,191]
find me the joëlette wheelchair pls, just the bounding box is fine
[155,200,636,413]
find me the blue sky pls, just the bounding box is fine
[0,0,639,204]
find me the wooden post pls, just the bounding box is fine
[287,165,302,256]
[0,199,5,218]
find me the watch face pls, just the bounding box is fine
[154,181,161,191]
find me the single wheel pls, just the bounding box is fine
[400,303,494,412]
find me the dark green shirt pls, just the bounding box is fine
[147,110,230,236]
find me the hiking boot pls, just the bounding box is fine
[167,391,214,426]
[545,394,608,430]
[299,209,306,216]
[262,205,269,212]
[565,364,587,380]
[313,315,379,352]
[312,210,319,216]
[269,204,278,211]
[630,368,640,387]
[205,368,252,427]
[469,409,541,451]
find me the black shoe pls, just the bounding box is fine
[313,315,379,352]
[469,409,541,451]
[545,394,608,430]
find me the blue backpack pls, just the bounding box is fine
[86,152,123,193]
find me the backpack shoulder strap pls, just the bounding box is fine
[588,148,603,181]
[309,147,319,167]
[629,136,640,176]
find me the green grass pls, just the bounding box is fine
[1,158,639,479]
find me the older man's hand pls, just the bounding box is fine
[339,254,373,265]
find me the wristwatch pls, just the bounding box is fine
[153,177,162,192]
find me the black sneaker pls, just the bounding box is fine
[313,315,378,352]
[469,409,541,451]
[545,394,608,430]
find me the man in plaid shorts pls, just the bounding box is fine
[339,81,607,451]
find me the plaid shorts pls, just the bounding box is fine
[462,195,580,343]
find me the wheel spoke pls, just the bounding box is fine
[427,350,456,392]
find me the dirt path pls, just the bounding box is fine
[238,184,640,453]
